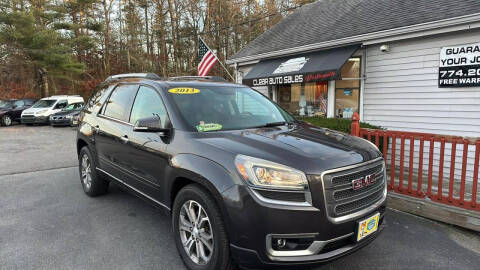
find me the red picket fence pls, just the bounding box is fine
[350,113,479,212]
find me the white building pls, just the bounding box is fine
[228,0,480,137]
[227,0,480,191]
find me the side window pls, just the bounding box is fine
[55,100,67,109]
[103,84,138,121]
[85,84,111,113]
[129,86,168,127]
[14,100,24,108]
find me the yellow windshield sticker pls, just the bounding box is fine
[196,123,222,132]
[168,88,200,94]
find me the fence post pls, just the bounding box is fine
[351,112,360,137]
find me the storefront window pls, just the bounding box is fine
[335,58,361,118]
[277,82,328,117]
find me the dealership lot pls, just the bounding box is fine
[0,125,479,270]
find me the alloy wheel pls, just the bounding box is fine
[3,116,12,126]
[81,154,92,190]
[179,200,214,265]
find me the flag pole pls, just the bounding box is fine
[199,37,235,82]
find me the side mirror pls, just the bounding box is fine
[133,116,170,135]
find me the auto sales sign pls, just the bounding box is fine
[439,43,480,87]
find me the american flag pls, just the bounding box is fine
[198,38,218,76]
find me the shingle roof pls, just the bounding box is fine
[229,0,480,61]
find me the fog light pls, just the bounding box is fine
[271,236,314,251]
[276,238,286,248]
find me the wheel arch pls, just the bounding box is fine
[166,154,240,240]
[77,138,88,156]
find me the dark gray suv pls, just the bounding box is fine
[76,73,386,270]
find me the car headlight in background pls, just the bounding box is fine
[235,154,309,190]
[66,115,73,119]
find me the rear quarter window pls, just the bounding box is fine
[84,84,111,114]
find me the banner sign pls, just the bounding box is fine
[244,70,337,87]
[439,43,480,87]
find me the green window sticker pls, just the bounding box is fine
[196,123,223,132]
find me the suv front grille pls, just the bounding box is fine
[331,163,383,186]
[320,159,386,222]
[335,187,384,215]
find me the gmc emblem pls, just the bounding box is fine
[352,173,376,190]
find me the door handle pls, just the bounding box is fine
[120,135,129,144]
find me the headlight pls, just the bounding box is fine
[66,115,73,119]
[235,154,309,190]
[36,110,47,115]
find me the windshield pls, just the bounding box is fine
[168,86,294,132]
[32,99,57,108]
[64,103,80,111]
[0,100,14,109]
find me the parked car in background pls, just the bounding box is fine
[0,99,37,126]
[21,95,84,125]
[77,74,386,270]
[50,102,84,127]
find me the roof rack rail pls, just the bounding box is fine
[106,73,162,81]
[168,76,228,82]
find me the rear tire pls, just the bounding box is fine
[1,115,12,126]
[172,184,236,270]
[78,146,109,197]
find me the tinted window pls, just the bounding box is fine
[24,100,35,106]
[130,86,168,127]
[85,84,110,113]
[64,103,82,111]
[103,84,138,121]
[0,100,14,108]
[13,100,24,107]
[55,100,67,109]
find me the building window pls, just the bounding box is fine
[335,57,361,119]
[277,81,328,117]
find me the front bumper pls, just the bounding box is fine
[231,221,385,269]
[222,184,387,269]
[50,117,72,126]
[21,115,49,124]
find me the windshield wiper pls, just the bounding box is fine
[262,121,287,127]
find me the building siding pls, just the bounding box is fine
[364,30,480,137]
[364,30,480,186]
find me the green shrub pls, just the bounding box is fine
[298,117,383,134]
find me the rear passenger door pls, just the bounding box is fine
[122,85,170,198]
[95,84,139,183]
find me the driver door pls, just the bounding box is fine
[122,85,170,199]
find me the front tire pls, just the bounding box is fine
[172,185,235,270]
[1,115,12,126]
[78,147,109,197]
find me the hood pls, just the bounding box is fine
[22,107,50,114]
[51,110,81,117]
[195,123,381,175]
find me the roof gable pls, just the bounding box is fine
[230,0,480,61]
